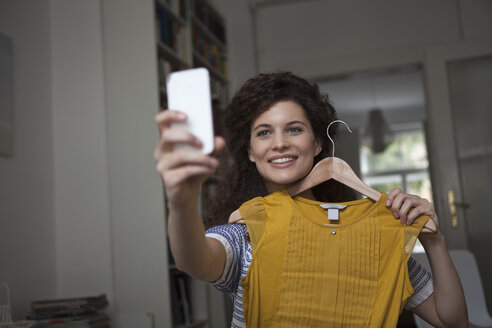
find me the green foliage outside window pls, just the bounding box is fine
[360,127,433,202]
[368,181,402,195]
[361,129,429,174]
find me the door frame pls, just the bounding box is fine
[424,40,492,249]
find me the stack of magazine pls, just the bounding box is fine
[26,294,110,328]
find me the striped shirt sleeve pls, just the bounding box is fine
[405,255,434,309]
[205,224,249,294]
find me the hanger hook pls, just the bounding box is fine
[326,120,353,157]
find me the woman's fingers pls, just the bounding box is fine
[387,188,405,219]
[406,201,433,223]
[398,199,415,223]
[159,129,203,152]
[155,110,198,154]
[153,110,224,207]
[228,209,243,224]
[155,150,219,196]
[156,136,224,172]
[155,110,187,131]
[155,111,226,157]
[385,187,402,206]
[386,188,438,227]
[156,151,219,173]
[211,136,226,157]
[163,164,217,189]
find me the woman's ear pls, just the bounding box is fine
[314,139,322,157]
[248,147,256,162]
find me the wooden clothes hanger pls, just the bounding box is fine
[287,120,436,234]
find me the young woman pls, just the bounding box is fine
[155,72,468,327]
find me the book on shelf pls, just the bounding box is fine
[191,0,226,43]
[179,24,193,65]
[157,0,187,20]
[156,7,192,69]
[28,313,109,328]
[156,8,170,46]
[171,0,186,20]
[156,8,185,55]
[191,25,227,75]
[27,294,110,328]
[158,58,174,86]
[179,0,188,20]
[29,294,108,312]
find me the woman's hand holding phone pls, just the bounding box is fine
[154,110,225,210]
[155,68,224,210]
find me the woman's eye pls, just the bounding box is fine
[257,130,270,137]
[288,127,303,133]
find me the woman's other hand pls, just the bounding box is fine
[385,188,439,232]
[228,209,245,224]
[154,110,225,209]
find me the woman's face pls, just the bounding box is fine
[248,101,322,192]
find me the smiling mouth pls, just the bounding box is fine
[270,157,296,164]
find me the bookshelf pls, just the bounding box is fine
[155,0,228,108]
[154,0,230,327]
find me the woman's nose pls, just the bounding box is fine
[271,134,289,150]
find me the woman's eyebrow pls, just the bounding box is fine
[251,123,271,133]
[252,120,309,132]
[286,120,309,127]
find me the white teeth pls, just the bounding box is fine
[271,157,295,164]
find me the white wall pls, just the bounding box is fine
[0,0,57,319]
[50,0,113,299]
[255,0,461,73]
[0,0,114,320]
[250,0,492,78]
[0,0,172,325]
[101,0,171,326]
[460,0,492,41]
[205,0,492,95]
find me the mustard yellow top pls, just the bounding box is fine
[238,189,429,328]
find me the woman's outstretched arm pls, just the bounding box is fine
[413,232,469,327]
[386,189,468,327]
[154,110,226,282]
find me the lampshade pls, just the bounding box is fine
[366,109,392,153]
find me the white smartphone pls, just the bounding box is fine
[166,68,215,154]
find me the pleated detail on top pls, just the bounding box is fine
[238,189,429,328]
[273,197,380,327]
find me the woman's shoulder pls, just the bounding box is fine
[238,189,288,216]
[238,196,266,219]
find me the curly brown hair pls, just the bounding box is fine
[204,71,356,228]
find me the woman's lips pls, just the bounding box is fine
[269,156,296,168]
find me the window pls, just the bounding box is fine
[360,123,433,202]
[360,124,432,254]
